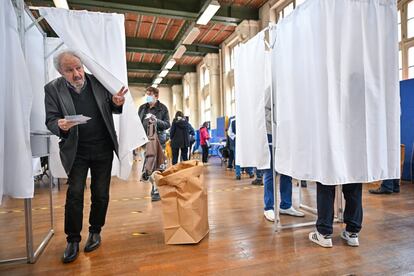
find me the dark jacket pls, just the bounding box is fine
[138,100,170,146]
[170,118,190,149]
[44,74,122,174]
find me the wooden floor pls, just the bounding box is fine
[1,157,414,275]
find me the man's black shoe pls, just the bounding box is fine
[84,233,101,252]
[369,187,392,194]
[151,192,161,202]
[251,179,263,186]
[393,189,400,193]
[62,242,79,263]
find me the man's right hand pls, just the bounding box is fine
[58,119,77,132]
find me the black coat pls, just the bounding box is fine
[138,101,170,146]
[44,74,122,174]
[170,118,190,149]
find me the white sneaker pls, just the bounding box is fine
[309,231,333,248]
[264,210,275,222]
[279,206,305,217]
[341,230,359,247]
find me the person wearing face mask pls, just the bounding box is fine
[44,49,127,263]
[138,87,170,148]
[138,87,170,201]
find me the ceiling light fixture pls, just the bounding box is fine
[153,77,163,85]
[182,28,200,45]
[165,59,176,70]
[159,70,169,78]
[173,45,187,59]
[53,0,69,9]
[196,0,220,25]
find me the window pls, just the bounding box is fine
[409,47,414,79]
[398,10,402,42]
[184,82,189,99]
[230,86,236,116]
[408,1,414,38]
[400,50,403,80]
[204,94,211,123]
[229,43,240,71]
[276,0,304,22]
[283,2,294,17]
[200,65,209,89]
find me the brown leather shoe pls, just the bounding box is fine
[369,187,392,194]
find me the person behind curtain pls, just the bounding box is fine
[262,90,304,222]
[199,122,210,163]
[170,111,190,165]
[309,183,363,248]
[138,86,170,201]
[227,117,254,180]
[369,179,400,194]
[44,50,127,263]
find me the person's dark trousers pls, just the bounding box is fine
[65,149,113,242]
[316,183,363,236]
[172,147,189,165]
[381,179,400,192]
[201,144,209,163]
[227,149,234,169]
[256,169,263,180]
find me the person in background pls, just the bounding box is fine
[138,86,170,201]
[44,50,127,263]
[369,179,400,194]
[262,89,304,222]
[185,116,196,160]
[199,122,210,163]
[170,111,190,165]
[251,169,263,186]
[227,117,254,180]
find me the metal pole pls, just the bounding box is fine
[24,199,34,263]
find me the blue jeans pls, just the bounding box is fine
[235,166,253,177]
[381,179,400,192]
[263,134,292,211]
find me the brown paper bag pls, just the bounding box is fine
[154,160,209,244]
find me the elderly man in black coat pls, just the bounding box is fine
[44,49,127,263]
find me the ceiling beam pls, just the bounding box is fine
[128,77,182,86]
[127,62,196,73]
[64,0,258,25]
[126,37,219,56]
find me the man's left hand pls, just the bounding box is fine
[112,86,128,106]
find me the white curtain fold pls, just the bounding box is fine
[0,0,34,204]
[234,31,271,169]
[39,8,148,180]
[271,0,400,184]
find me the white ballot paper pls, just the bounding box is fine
[65,115,91,125]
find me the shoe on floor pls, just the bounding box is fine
[264,210,275,222]
[279,206,305,217]
[369,187,392,194]
[309,231,332,248]
[340,230,359,247]
[84,233,101,252]
[393,189,400,193]
[151,192,161,202]
[249,174,255,178]
[251,179,263,186]
[236,175,241,180]
[62,242,79,263]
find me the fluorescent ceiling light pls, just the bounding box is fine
[165,59,176,70]
[154,77,163,84]
[182,28,200,45]
[159,70,169,78]
[173,45,187,59]
[53,0,69,9]
[196,0,220,25]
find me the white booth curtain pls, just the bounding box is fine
[234,31,271,170]
[39,8,148,180]
[0,0,34,204]
[271,0,400,184]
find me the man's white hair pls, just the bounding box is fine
[53,49,83,72]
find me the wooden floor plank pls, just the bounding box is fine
[1,157,414,275]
